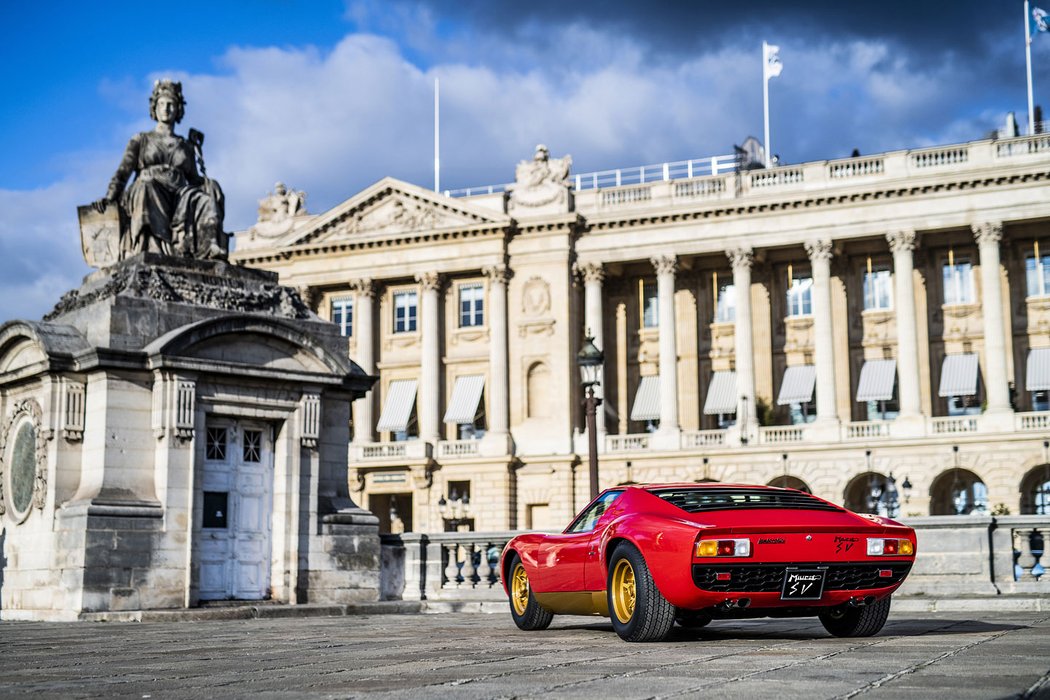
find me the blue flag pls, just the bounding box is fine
[1034,7,1048,35]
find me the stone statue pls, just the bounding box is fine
[506,144,573,214]
[257,182,306,223]
[88,80,227,264]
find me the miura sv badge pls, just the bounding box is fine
[781,568,826,600]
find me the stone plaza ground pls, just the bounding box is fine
[0,607,1048,699]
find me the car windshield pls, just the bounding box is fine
[565,490,623,533]
[653,487,843,513]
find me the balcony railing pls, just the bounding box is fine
[930,416,979,434]
[606,433,651,452]
[681,429,727,448]
[845,420,892,440]
[358,443,407,460]
[758,426,805,444]
[437,439,480,458]
[1017,412,1050,431]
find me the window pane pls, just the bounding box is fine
[788,276,812,317]
[459,284,484,327]
[643,282,658,327]
[330,298,353,336]
[716,283,735,322]
[394,292,418,333]
[863,269,892,310]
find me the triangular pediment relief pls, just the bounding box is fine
[288,177,508,246]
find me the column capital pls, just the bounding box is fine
[415,271,443,292]
[574,261,605,285]
[349,278,377,298]
[650,254,677,276]
[727,247,754,272]
[886,229,918,254]
[482,264,511,285]
[972,221,1004,247]
[804,239,834,264]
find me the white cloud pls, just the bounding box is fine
[0,28,1011,323]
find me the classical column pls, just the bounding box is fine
[482,265,510,438]
[416,272,443,444]
[727,247,757,425]
[351,279,376,444]
[886,231,923,419]
[578,262,606,439]
[651,255,679,433]
[973,222,1012,414]
[805,239,839,424]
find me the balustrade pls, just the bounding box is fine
[1017,412,1050,431]
[758,425,805,444]
[1013,526,1048,582]
[844,421,892,439]
[437,439,481,458]
[681,429,727,448]
[605,433,651,452]
[930,416,979,434]
[909,146,968,169]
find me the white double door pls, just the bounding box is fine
[198,419,274,601]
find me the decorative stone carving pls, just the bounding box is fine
[152,373,196,443]
[45,258,312,322]
[973,221,1004,246]
[296,285,321,312]
[575,262,605,285]
[83,80,227,267]
[0,399,48,518]
[507,145,573,214]
[350,278,377,298]
[886,229,918,254]
[415,272,443,292]
[248,182,308,240]
[727,247,754,271]
[300,393,321,449]
[482,264,511,286]
[804,239,834,263]
[60,379,86,442]
[522,277,552,317]
[650,255,678,276]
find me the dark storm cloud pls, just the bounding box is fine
[359,1,1016,59]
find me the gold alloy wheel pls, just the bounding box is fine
[511,562,530,616]
[610,558,637,623]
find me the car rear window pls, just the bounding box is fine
[653,487,843,513]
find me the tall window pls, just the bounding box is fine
[1026,241,1050,297]
[942,250,974,305]
[331,297,353,337]
[714,272,735,323]
[459,283,484,327]
[640,280,659,328]
[863,259,892,311]
[393,291,418,333]
[786,265,812,317]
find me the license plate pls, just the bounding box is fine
[781,568,826,600]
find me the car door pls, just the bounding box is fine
[539,490,623,592]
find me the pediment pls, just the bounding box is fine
[288,177,507,246]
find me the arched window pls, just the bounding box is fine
[1020,465,1050,514]
[767,475,812,493]
[843,472,900,516]
[930,468,988,515]
[526,362,550,419]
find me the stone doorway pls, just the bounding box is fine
[196,419,274,601]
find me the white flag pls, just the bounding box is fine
[764,42,783,80]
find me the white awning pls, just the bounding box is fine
[938,354,979,397]
[777,365,816,406]
[856,359,897,402]
[630,376,661,421]
[443,375,485,424]
[376,379,418,432]
[703,371,738,415]
[1027,348,1050,391]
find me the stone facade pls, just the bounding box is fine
[232,137,1050,533]
[0,255,378,619]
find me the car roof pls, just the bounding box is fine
[607,482,793,493]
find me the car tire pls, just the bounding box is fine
[675,609,712,629]
[607,542,676,642]
[818,595,892,637]
[507,553,554,631]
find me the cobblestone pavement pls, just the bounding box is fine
[1,609,1049,699]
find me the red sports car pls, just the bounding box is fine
[501,483,916,642]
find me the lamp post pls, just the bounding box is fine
[437,489,472,531]
[577,335,605,500]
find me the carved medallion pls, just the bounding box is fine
[522,277,551,317]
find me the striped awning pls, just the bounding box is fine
[777,365,816,406]
[938,354,979,397]
[1027,348,1050,391]
[630,376,661,421]
[443,375,485,424]
[376,379,418,432]
[703,371,738,415]
[856,359,897,402]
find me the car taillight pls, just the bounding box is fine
[696,538,751,558]
[867,538,914,556]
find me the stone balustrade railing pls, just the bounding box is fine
[929,416,980,434]
[380,515,1050,603]
[758,425,805,444]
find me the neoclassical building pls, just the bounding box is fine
[232,135,1050,533]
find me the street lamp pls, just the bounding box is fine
[437,489,472,530]
[577,334,605,500]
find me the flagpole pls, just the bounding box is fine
[1028,0,1036,135]
[763,41,772,167]
[434,78,441,192]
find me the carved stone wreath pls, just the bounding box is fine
[0,398,49,520]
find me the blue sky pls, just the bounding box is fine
[0,1,1047,321]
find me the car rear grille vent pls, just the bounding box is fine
[655,488,843,513]
[692,563,912,593]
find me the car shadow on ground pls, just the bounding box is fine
[549,617,1028,642]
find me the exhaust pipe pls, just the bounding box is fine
[848,596,876,607]
[719,598,751,610]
